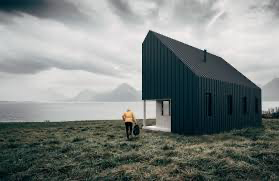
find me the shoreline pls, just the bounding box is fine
[0,118,155,123]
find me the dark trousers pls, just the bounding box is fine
[125,122,133,139]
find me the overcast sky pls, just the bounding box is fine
[0,0,279,101]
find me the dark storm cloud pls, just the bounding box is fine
[0,0,91,25]
[265,0,279,16]
[0,12,14,24]
[0,56,122,77]
[107,0,164,24]
[107,0,139,23]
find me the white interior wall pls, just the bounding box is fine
[156,101,171,129]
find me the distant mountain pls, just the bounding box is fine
[262,78,279,101]
[94,83,141,102]
[71,90,97,101]
[71,83,141,102]
[39,89,68,102]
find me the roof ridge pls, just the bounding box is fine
[150,30,222,60]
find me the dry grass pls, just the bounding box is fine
[0,119,279,180]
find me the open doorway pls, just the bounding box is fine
[143,99,171,132]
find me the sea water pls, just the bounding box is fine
[0,101,278,122]
[0,101,156,122]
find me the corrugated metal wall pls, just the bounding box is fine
[142,32,198,134]
[142,31,262,134]
[197,77,262,134]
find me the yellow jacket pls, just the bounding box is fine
[122,111,136,123]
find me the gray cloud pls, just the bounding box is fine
[265,0,279,16]
[240,64,278,74]
[250,0,279,17]
[0,12,14,24]
[107,0,139,23]
[0,0,279,100]
[107,0,220,28]
[173,0,219,25]
[107,0,164,24]
[0,58,50,74]
[0,56,123,77]
[0,0,91,25]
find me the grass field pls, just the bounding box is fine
[0,119,279,180]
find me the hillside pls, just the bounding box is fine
[94,83,141,102]
[71,90,97,101]
[262,78,279,101]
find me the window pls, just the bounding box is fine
[255,97,259,114]
[205,93,212,116]
[161,100,171,116]
[227,95,233,115]
[161,101,163,115]
[242,97,247,114]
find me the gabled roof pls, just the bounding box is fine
[150,30,259,89]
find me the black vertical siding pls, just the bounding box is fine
[197,77,262,133]
[142,32,198,134]
[142,32,262,134]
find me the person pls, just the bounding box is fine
[122,108,137,140]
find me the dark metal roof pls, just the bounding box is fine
[150,30,259,89]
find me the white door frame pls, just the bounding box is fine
[143,98,171,129]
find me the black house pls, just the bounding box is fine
[142,30,261,134]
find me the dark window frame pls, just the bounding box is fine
[205,93,212,117]
[169,100,171,116]
[161,101,163,116]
